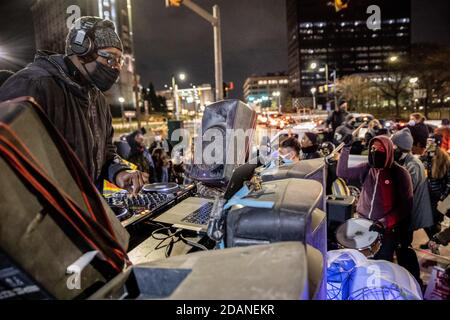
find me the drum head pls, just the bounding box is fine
[142,182,179,194]
[336,218,379,250]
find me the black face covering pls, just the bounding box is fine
[85,61,120,92]
[369,150,387,168]
[301,145,318,154]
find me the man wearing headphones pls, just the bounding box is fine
[0,17,148,193]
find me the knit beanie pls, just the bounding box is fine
[65,16,123,56]
[391,128,414,151]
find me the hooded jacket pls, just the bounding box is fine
[0,51,128,186]
[337,135,413,229]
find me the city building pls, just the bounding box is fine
[286,0,411,98]
[243,72,290,110]
[157,84,215,118]
[31,0,138,110]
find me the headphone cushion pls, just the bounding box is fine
[70,33,93,56]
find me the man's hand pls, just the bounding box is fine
[115,170,149,194]
[369,221,385,235]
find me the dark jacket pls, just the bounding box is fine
[333,123,353,146]
[364,128,388,145]
[126,131,157,182]
[401,153,434,231]
[408,122,429,149]
[337,136,413,229]
[326,109,349,132]
[301,146,321,160]
[0,51,128,186]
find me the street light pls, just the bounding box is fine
[118,97,125,128]
[310,61,332,105]
[389,55,399,63]
[172,73,187,120]
[166,1,224,101]
[310,87,317,110]
[272,91,281,114]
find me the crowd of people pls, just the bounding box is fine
[277,102,450,287]
[329,110,449,287]
[121,128,184,185]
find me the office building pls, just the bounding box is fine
[286,0,411,97]
[243,72,290,109]
[157,84,215,118]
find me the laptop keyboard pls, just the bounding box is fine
[181,202,214,225]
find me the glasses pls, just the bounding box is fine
[97,50,124,69]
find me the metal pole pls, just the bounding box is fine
[325,64,329,103]
[313,93,317,110]
[172,75,180,120]
[120,101,125,128]
[333,70,338,108]
[278,95,281,114]
[126,0,141,129]
[213,5,224,101]
[134,74,141,128]
[174,1,223,101]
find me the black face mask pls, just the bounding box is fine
[348,121,356,128]
[301,145,318,154]
[369,150,387,168]
[85,61,120,92]
[373,126,380,131]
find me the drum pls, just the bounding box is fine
[335,218,381,258]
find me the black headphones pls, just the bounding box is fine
[70,18,99,57]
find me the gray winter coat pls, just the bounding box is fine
[0,51,128,186]
[403,153,434,231]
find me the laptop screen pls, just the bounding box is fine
[223,163,257,200]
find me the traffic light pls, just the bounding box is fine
[165,0,183,7]
[223,82,234,98]
[335,0,349,12]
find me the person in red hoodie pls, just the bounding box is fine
[337,135,421,284]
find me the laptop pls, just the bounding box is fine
[153,163,257,233]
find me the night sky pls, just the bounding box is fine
[1,0,450,99]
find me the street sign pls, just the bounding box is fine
[124,111,136,118]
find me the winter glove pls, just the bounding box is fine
[369,221,385,235]
[343,133,354,147]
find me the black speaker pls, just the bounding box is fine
[187,100,256,187]
[326,195,355,230]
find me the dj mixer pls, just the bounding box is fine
[103,183,195,227]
